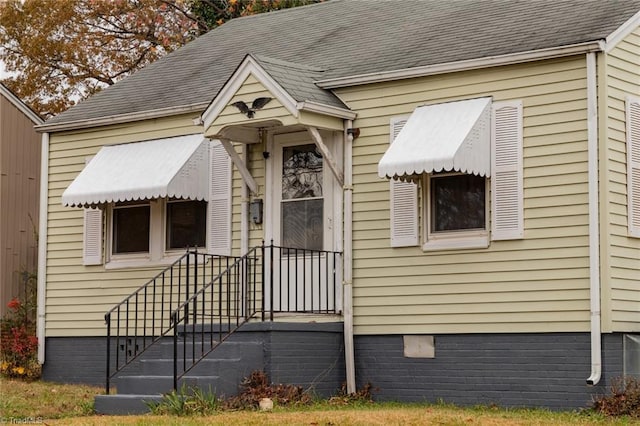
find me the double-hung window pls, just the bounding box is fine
[108,198,207,264]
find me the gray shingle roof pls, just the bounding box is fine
[44,0,640,128]
[252,55,346,108]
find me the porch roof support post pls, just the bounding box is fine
[306,126,344,187]
[218,138,259,194]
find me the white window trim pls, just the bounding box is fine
[105,198,205,270]
[422,172,489,252]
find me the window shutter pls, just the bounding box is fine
[627,96,640,238]
[207,140,232,255]
[82,157,103,265]
[83,208,103,265]
[389,116,419,247]
[491,101,524,240]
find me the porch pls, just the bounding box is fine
[96,243,343,414]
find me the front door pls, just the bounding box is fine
[265,131,340,313]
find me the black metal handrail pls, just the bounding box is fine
[170,246,261,389]
[168,242,342,390]
[104,249,238,394]
[104,242,342,393]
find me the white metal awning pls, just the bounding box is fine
[378,97,492,179]
[62,134,209,207]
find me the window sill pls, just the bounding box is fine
[105,253,183,270]
[422,233,489,252]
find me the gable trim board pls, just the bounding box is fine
[201,55,355,136]
[606,10,640,52]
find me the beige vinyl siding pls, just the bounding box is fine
[0,95,41,317]
[45,114,204,337]
[604,26,640,332]
[336,56,592,335]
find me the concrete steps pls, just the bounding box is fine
[95,336,264,415]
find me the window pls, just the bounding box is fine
[108,198,207,266]
[281,144,324,251]
[430,173,486,232]
[112,202,150,254]
[424,173,489,250]
[166,199,207,250]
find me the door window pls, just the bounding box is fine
[281,144,323,250]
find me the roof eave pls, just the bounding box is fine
[317,41,606,89]
[297,101,356,120]
[605,9,640,52]
[35,102,209,133]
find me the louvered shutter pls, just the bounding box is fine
[82,157,103,265]
[389,117,419,247]
[491,101,524,240]
[207,140,232,255]
[627,96,640,238]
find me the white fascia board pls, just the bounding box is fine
[317,42,604,89]
[35,102,208,133]
[297,101,356,120]
[0,84,43,125]
[201,55,299,130]
[605,10,640,53]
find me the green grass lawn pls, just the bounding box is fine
[1,377,638,425]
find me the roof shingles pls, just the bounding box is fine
[44,0,640,128]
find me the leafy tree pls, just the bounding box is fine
[0,0,320,118]
[0,0,200,117]
[186,0,321,34]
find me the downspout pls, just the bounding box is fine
[343,120,356,393]
[586,52,602,385]
[37,132,49,364]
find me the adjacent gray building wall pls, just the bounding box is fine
[355,332,624,409]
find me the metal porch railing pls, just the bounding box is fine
[104,250,238,394]
[104,242,342,393]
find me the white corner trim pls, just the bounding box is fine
[0,84,43,125]
[37,133,49,364]
[605,10,640,53]
[297,101,356,120]
[201,55,299,130]
[317,41,604,89]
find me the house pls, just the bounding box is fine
[0,84,43,317]
[35,0,640,413]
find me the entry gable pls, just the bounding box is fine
[202,54,354,139]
